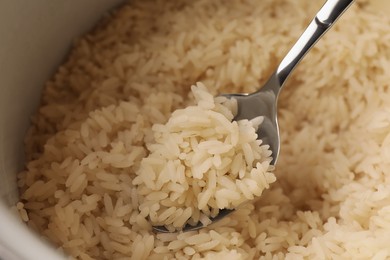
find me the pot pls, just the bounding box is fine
[0,0,388,259]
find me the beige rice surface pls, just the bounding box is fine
[17,0,390,259]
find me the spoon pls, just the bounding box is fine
[153,0,354,233]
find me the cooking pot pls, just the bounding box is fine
[0,0,388,259]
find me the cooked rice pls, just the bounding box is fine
[133,83,274,231]
[16,0,390,259]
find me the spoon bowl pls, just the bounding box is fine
[153,0,354,233]
[226,74,281,166]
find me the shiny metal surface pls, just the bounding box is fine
[153,0,354,233]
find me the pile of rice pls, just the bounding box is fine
[134,83,274,231]
[16,0,390,259]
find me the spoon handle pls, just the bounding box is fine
[275,0,354,88]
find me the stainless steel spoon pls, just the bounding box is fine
[153,0,354,233]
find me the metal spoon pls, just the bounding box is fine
[153,0,354,233]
